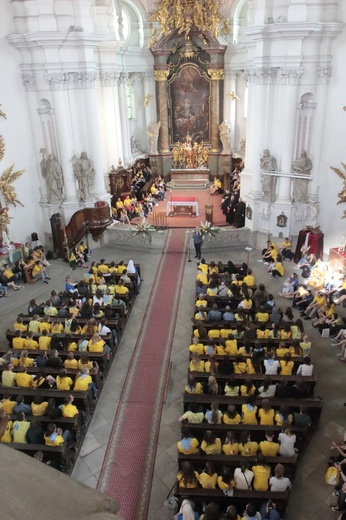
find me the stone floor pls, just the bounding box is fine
[0,237,344,520]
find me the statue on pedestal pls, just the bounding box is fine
[72,152,95,201]
[260,149,278,202]
[146,121,161,155]
[219,121,232,154]
[292,150,313,203]
[41,154,64,204]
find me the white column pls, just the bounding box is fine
[100,71,123,168]
[307,66,331,202]
[47,73,78,203]
[118,75,132,165]
[143,71,156,131]
[224,67,236,151]
[276,67,303,203]
[81,74,107,198]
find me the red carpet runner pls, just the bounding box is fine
[97,229,187,519]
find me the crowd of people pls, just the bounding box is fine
[220,166,245,229]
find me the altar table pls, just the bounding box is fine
[166,197,199,217]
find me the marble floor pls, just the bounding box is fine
[1,237,344,520]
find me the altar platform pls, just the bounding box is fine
[166,196,199,217]
[170,168,210,181]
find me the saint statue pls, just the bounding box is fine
[292,151,313,203]
[146,121,161,155]
[219,121,232,154]
[72,152,96,201]
[41,154,64,204]
[260,149,278,202]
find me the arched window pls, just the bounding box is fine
[114,0,145,47]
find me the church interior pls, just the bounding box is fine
[0,1,346,519]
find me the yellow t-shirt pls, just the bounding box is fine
[196,272,208,285]
[64,359,79,370]
[189,343,204,355]
[256,329,270,339]
[13,337,26,350]
[225,339,238,355]
[207,329,220,338]
[198,472,218,489]
[241,405,258,424]
[74,374,92,391]
[13,322,28,332]
[258,408,275,426]
[256,312,270,322]
[24,339,39,350]
[252,465,270,491]
[259,440,280,457]
[184,382,203,394]
[44,433,64,446]
[177,438,199,454]
[62,403,79,417]
[276,347,289,358]
[56,376,73,390]
[38,336,51,350]
[1,421,13,443]
[31,401,48,416]
[243,275,255,286]
[114,285,129,295]
[280,360,294,375]
[38,322,52,333]
[189,360,205,372]
[201,438,221,455]
[222,442,239,455]
[1,399,16,415]
[239,441,258,456]
[15,372,33,388]
[223,413,241,425]
[88,339,105,353]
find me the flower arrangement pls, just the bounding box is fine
[200,221,220,238]
[131,222,157,237]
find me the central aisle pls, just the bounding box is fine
[97,229,188,519]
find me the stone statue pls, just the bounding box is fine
[292,150,313,175]
[307,203,319,228]
[239,138,246,154]
[130,136,142,155]
[292,150,313,203]
[219,121,232,154]
[41,154,64,204]
[72,152,95,201]
[260,149,278,202]
[146,121,161,155]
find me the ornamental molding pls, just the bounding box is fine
[154,69,169,82]
[316,65,332,85]
[207,68,225,81]
[278,66,304,85]
[224,68,244,81]
[45,71,97,90]
[100,71,121,87]
[21,73,37,92]
[244,67,278,85]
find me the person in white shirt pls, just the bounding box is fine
[270,463,291,491]
[258,376,276,398]
[278,425,296,457]
[234,462,254,490]
[296,355,313,376]
[264,351,280,375]
[98,317,117,345]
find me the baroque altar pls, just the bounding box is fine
[172,134,209,170]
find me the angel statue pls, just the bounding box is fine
[146,121,161,155]
[331,162,346,219]
[219,121,232,154]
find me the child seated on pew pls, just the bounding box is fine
[0,393,16,415]
[28,315,40,333]
[24,331,39,350]
[12,330,26,350]
[44,423,71,446]
[61,395,79,418]
[19,350,35,367]
[177,427,199,455]
[64,352,78,370]
[252,453,271,491]
[177,461,199,488]
[189,352,205,372]
[38,329,51,351]
[205,401,222,424]
[258,398,275,426]
[274,406,293,427]
[242,395,258,425]
[178,402,204,424]
[225,334,238,355]
[217,466,236,491]
[224,375,239,396]
[200,430,222,455]
[184,374,203,395]
[259,431,280,457]
[74,367,98,399]
[0,411,12,443]
[13,316,28,332]
[198,461,218,489]
[240,379,256,397]
[222,431,239,454]
[56,369,73,391]
[239,430,259,456]
[223,405,241,425]
[31,395,48,416]
[280,353,294,375]
[189,337,204,355]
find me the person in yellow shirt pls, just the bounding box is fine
[189,337,204,355]
[195,307,207,321]
[276,342,290,358]
[14,366,33,388]
[223,406,241,425]
[28,315,40,333]
[240,380,256,397]
[200,430,221,455]
[189,352,205,372]
[280,353,294,375]
[44,423,71,446]
[217,467,236,491]
[24,331,39,350]
[270,255,285,278]
[78,353,95,371]
[280,324,292,340]
[44,302,58,317]
[32,260,50,284]
[207,328,220,339]
[243,269,255,287]
[19,350,35,368]
[225,335,238,355]
[222,430,239,455]
[12,330,26,350]
[198,461,218,489]
[242,396,258,424]
[64,352,78,370]
[74,367,98,398]
[177,427,199,455]
[299,334,311,356]
[13,317,28,332]
[56,369,73,390]
[177,461,199,488]
[0,393,16,415]
[239,431,259,456]
[252,453,271,491]
[281,237,294,260]
[116,261,127,274]
[2,363,15,387]
[184,374,203,394]
[97,259,110,276]
[115,198,124,210]
[88,333,106,353]
[195,293,207,308]
[258,399,275,426]
[259,431,280,457]
[196,269,208,286]
[303,291,326,320]
[256,324,270,339]
[61,395,79,418]
[0,412,13,443]
[3,263,22,284]
[256,306,270,322]
[38,330,51,350]
[38,318,52,333]
[274,406,293,426]
[31,395,48,416]
[114,279,129,296]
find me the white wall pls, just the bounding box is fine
[0,5,45,245]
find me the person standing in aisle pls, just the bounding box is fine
[193,227,203,260]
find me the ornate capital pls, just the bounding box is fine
[207,69,225,81]
[100,71,121,87]
[70,71,97,88]
[244,67,278,85]
[278,67,304,85]
[154,69,169,82]
[317,66,332,85]
[224,68,244,81]
[45,73,69,90]
[21,73,37,92]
